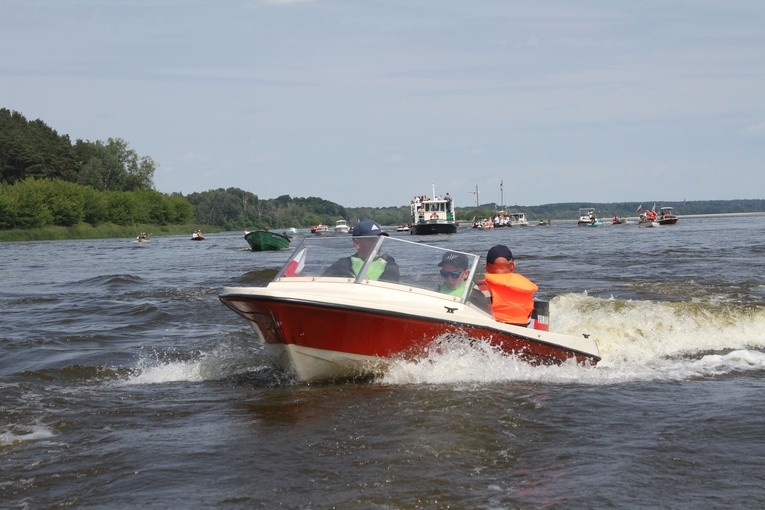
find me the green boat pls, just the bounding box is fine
[244,230,291,251]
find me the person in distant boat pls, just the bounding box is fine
[478,244,538,326]
[322,220,400,282]
[436,251,471,297]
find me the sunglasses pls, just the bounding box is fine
[440,269,463,279]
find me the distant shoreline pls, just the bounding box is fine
[0,223,219,243]
[602,212,764,222]
[672,212,765,218]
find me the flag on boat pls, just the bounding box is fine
[636,203,643,213]
[283,247,306,277]
[652,203,656,211]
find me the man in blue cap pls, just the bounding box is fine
[322,220,400,282]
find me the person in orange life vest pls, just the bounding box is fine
[479,245,538,326]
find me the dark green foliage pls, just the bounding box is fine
[0,179,193,229]
[82,187,108,226]
[0,109,78,183]
[0,186,15,229]
[0,108,195,231]
[12,179,53,228]
[1,108,155,191]
[38,179,86,226]
[166,193,195,224]
[185,190,351,230]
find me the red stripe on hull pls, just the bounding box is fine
[221,297,598,366]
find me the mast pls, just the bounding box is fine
[469,184,480,207]
[500,180,504,209]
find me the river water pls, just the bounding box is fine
[2,215,764,508]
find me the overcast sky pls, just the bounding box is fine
[2,0,764,207]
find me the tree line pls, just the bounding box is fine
[2,107,762,233]
[1,108,155,191]
[1,108,190,230]
[0,178,193,229]
[185,188,418,230]
[459,200,765,224]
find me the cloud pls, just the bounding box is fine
[742,122,765,138]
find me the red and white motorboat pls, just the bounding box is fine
[220,236,601,383]
[657,206,679,225]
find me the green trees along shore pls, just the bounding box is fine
[2,107,764,242]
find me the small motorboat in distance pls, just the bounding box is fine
[312,224,331,236]
[191,229,205,240]
[136,232,150,242]
[220,236,601,383]
[334,219,350,235]
[578,208,601,226]
[244,230,291,251]
[638,209,660,227]
[508,212,529,227]
[657,207,679,225]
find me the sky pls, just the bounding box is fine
[2,0,764,208]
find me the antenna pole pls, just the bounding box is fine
[469,184,480,207]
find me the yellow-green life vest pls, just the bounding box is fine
[438,281,465,297]
[351,256,387,280]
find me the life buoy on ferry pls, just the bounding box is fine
[430,212,439,220]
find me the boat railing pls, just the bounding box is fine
[275,236,480,304]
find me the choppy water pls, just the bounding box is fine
[2,215,764,508]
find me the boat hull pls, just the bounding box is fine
[658,218,678,225]
[410,222,458,235]
[220,293,599,383]
[244,231,291,251]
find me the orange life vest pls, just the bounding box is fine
[484,273,539,325]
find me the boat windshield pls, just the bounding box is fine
[275,236,481,303]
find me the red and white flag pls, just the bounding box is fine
[636,203,643,213]
[283,247,306,277]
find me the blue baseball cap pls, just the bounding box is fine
[351,220,388,237]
